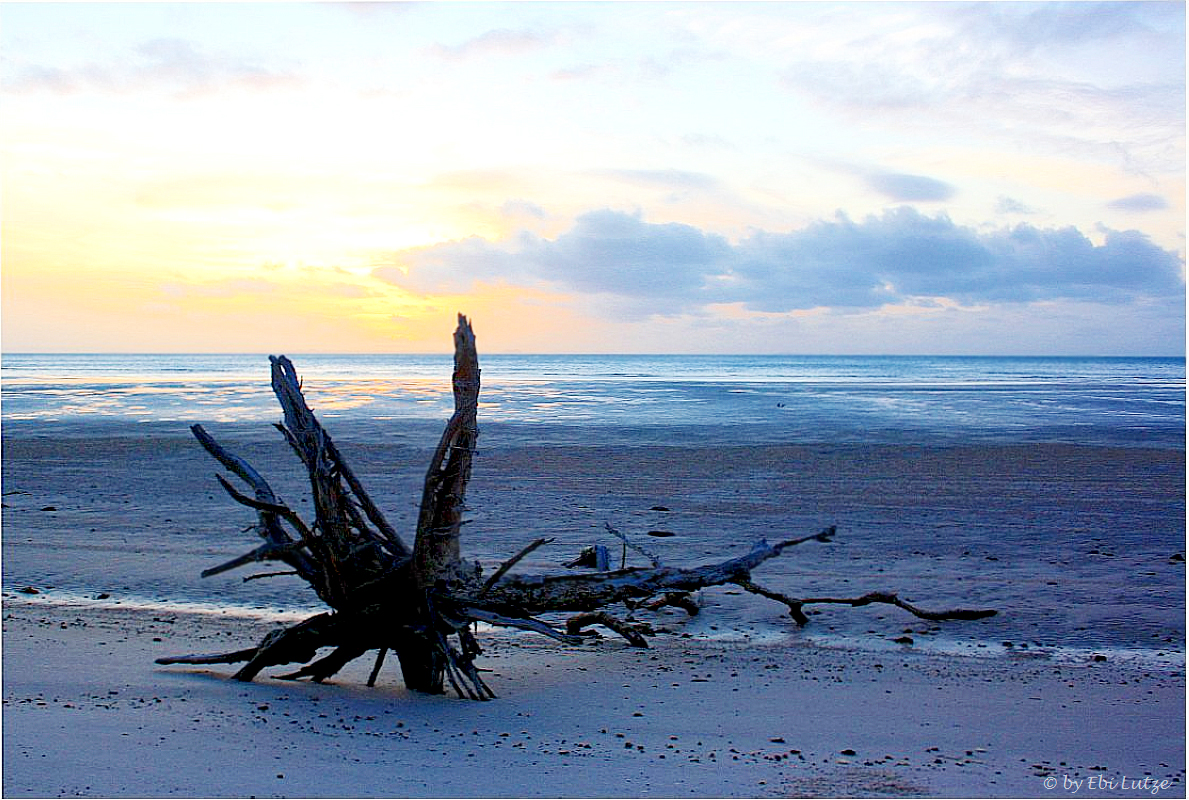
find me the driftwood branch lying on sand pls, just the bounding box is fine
[158,315,997,698]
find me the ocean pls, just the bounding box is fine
[2,353,1184,447]
[2,353,1185,664]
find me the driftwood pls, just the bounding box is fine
[158,314,996,698]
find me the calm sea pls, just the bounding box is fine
[1,353,1184,447]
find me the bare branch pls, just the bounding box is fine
[605,523,661,567]
[480,530,839,613]
[323,435,409,558]
[633,591,700,616]
[566,611,651,648]
[413,314,479,590]
[733,578,812,625]
[214,474,315,540]
[276,645,368,683]
[242,570,300,583]
[796,591,998,624]
[155,648,258,666]
[481,537,554,595]
[461,606,587,645]
[200,541,309,579]
[190,424,278,505]
[734,580,996,626]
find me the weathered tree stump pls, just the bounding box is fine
[157,314,996,698]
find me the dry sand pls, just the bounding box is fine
[2,420,1185,797]
[3,597,1184,798]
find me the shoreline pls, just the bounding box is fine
[7,589,1186,672]
[3,420,1184,797]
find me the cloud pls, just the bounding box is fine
[373,210,732,301]
[730,208,1184,310]
[777,4,1183,177]
[952,2,1179,55]
[551,63,610,82]
[548,39,723,84]
[372,236,529,295]
[5,37,303,98]
[995,196,1038,215]
[431,28,555,61]
[1107,193,1170,212]
[525,209,733,298]
[135,38,301,97]
[372,207,1184,318]
[636,47,728,80]
[591,168,726,194]
[5,63,117,95]
[500,199,548,220]
[336,2,416,20]
[865,172,956,202]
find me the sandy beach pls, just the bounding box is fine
[3,597,1184,798]
[3,420,1185,797]
[3,0,1185,793]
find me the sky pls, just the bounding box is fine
[1,1,1184,355]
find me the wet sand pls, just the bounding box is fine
[2,420,1185,797]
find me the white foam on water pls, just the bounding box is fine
[804,632,1185,670]
[7,589,1183,671]
[3,588,320,623]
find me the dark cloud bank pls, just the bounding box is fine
[373,207,1184,317]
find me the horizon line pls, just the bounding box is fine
[2,351,1185,360]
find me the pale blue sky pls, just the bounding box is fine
[2,2,1184,353]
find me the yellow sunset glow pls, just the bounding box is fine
[1,2,1183,354]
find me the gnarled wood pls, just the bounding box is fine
[413,315,478,590]
[157,315,998,698]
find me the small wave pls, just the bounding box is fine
[803,632,1185,670]
[3,588,321,623]
[7,589,1184,672]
